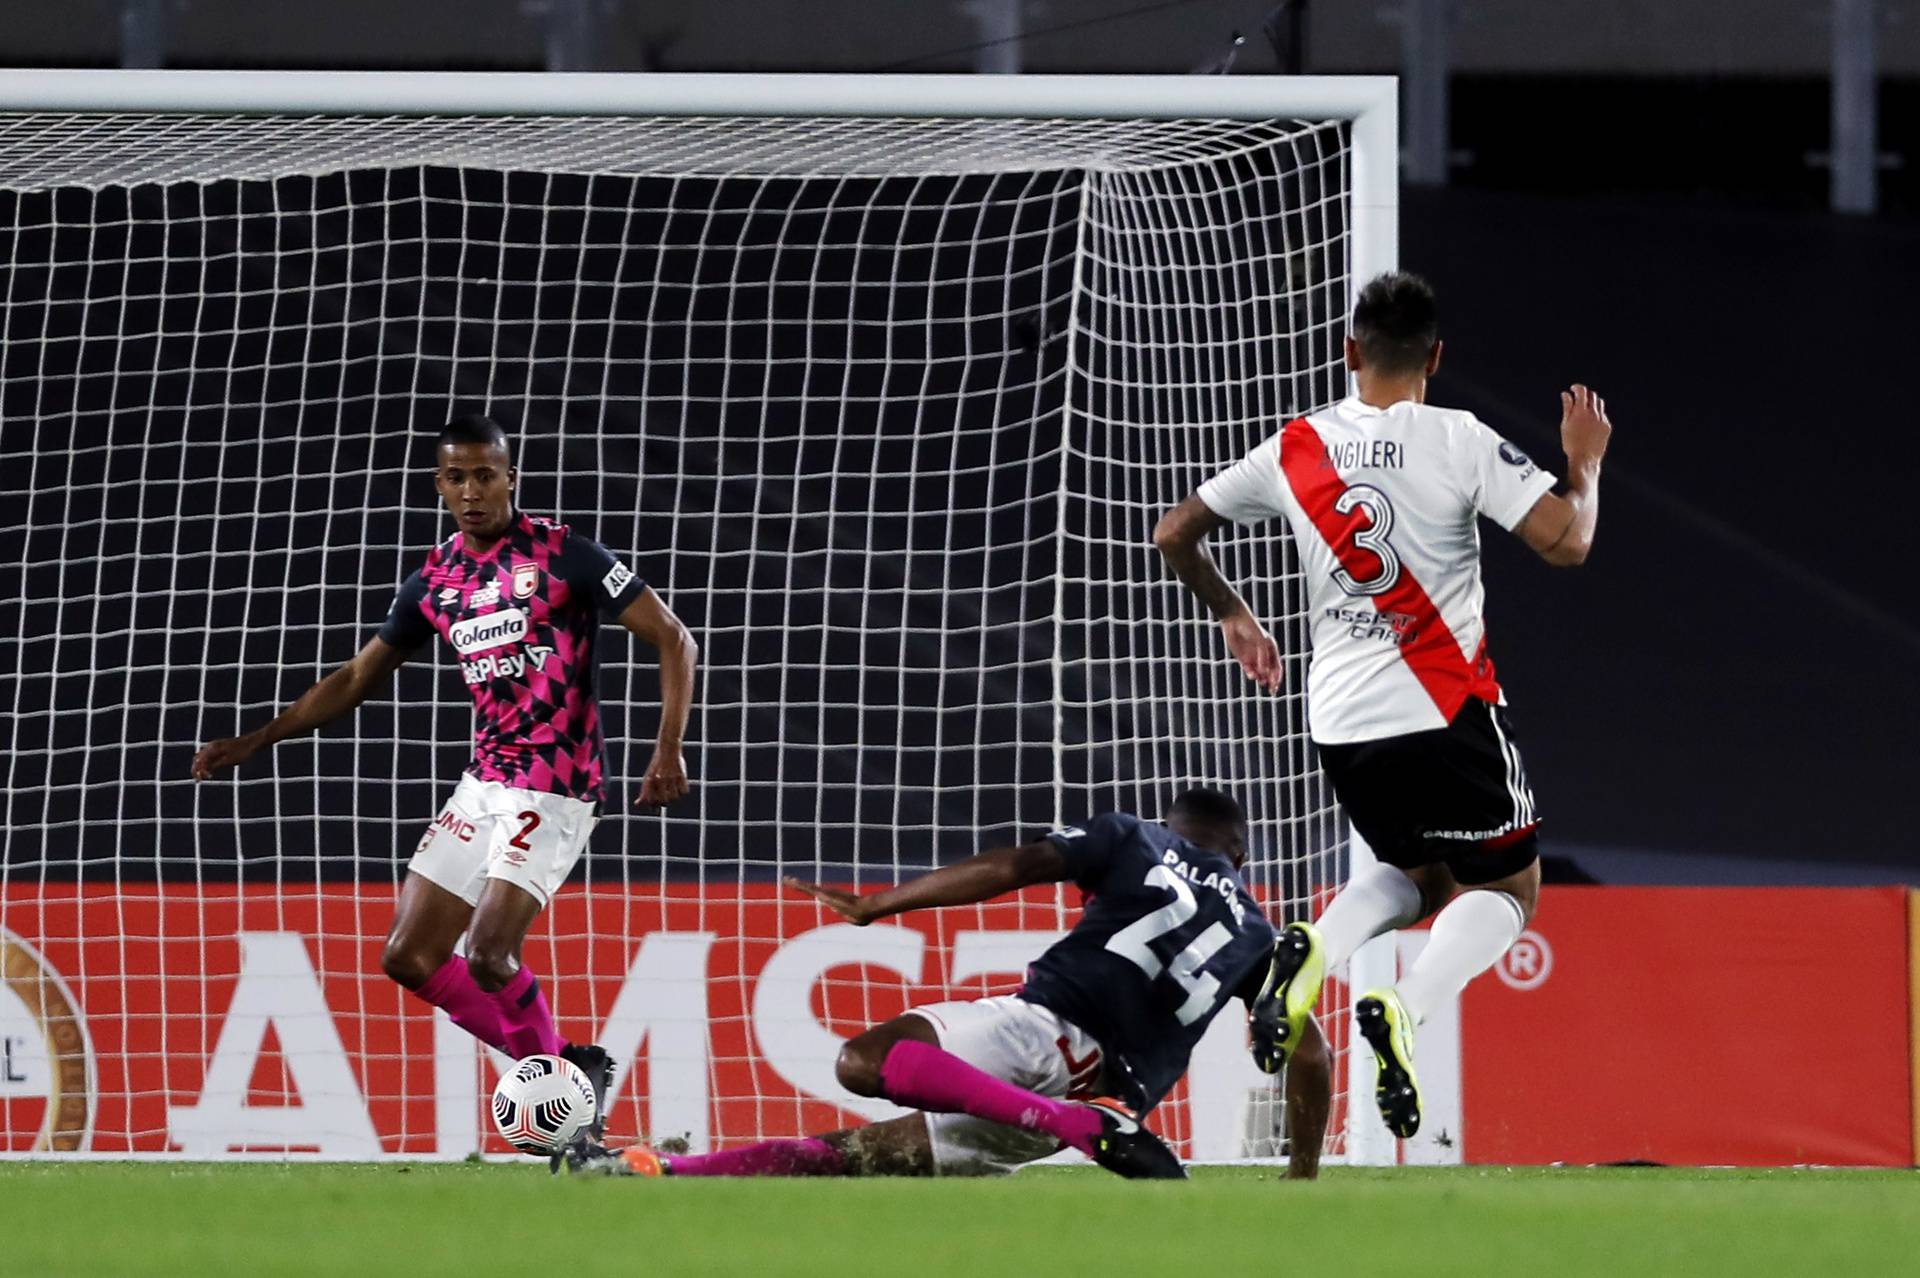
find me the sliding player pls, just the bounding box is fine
[1155,272,1610,1138]
[191,414,698,1140]
[565,790,1333,1180]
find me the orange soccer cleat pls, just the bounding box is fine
[616,1146,666,1177]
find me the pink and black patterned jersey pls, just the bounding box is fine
[377,510,649,803]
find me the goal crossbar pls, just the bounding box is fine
[0,69,1397,286]
[0,69,1393,123]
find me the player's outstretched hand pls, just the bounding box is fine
[1221,610,1283,691]
[1559,383,1612,467]
[191,734,257,780]
[784,876,876,925]
[634,748,689,808]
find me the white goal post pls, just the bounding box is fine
[0,69,1404,1164]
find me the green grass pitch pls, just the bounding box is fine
[2,1163,1913,1277]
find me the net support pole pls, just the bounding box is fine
[1051,171,1094,835]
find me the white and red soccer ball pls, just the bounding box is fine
[491,1054,598,1155]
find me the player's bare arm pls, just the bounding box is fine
[190,636,408,780]
[784,839,1069,924]
[1152,497,1283,691]
[615,588,699,808]
[1242,925,1332,1178]
[1282,1015,1331,1180]
[1514,383,1611,567]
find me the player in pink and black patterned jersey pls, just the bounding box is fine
[193,415,698,1150]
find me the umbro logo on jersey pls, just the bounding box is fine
[449,608,528,655]
[438,587,461,605]
[602,562,636,598]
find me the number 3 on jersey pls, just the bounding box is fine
[1105,865,1234,1025]
[1330,483,1401,596]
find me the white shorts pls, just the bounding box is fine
[407,775,598,908]
[905,995,1108,1177]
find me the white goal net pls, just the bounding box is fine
[0,74,1387,1161]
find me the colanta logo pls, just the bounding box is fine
[448,609,528,655]
[1,928,93,1151]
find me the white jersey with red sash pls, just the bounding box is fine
[1199,396,1556,744]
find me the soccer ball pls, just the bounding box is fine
[491,1054,598,1155]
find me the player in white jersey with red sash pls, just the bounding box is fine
[1153,272,1611,1138]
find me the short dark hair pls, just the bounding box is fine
[1351,271,1439,375]
[1168,787,1247,835]
[437,413,511,459]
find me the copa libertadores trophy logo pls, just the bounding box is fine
[0,927,93,1151]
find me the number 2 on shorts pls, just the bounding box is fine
[509,810,542,851]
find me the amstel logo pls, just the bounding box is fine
[1,928,93,1151]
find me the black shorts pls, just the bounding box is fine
[1315,699,1542,886]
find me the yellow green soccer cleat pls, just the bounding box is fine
[1248,922,1326,1075]
[1354,989,1421,1138]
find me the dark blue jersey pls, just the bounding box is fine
[1017,812,1276,1113]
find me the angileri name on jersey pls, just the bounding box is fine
[1321,438,1406,471]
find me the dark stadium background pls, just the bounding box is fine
[2,1,1916,890]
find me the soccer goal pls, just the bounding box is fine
[0,70,1398,1163]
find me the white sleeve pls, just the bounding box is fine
[1196,438,1287,525]
[1456,414,1558,531]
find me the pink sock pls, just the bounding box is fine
[879,1039,1102,1156]
[413,955,507,1051]
[487,964,566,1060]
[664,1137,846,1178]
